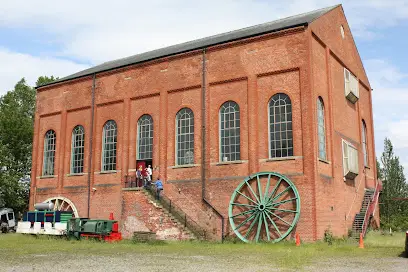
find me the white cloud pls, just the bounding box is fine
[367,59,408,175]
[0,48,89,95]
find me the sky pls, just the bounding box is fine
[0,0,407,174]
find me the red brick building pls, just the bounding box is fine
[30,5,380,241]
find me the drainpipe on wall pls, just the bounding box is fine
[201,48,225,242]
[87,73,96,218]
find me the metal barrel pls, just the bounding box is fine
[34,202,54,211]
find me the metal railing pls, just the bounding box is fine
[362,181,381,236]
[144,184,213,240]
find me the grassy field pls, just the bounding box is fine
[0,231,406,271]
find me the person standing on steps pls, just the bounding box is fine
[137,165,143,187]
[152,177,163,200]
[146,165,153,182]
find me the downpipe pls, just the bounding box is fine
[200,48,224,242]
[87,73,96,218]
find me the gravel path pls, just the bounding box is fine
[4,253,407,272]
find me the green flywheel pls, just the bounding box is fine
[228,172,301,243]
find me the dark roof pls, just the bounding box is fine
[38,5,339,89]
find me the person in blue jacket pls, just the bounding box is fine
[153,177,163,200]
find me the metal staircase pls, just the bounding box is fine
[351,180,381,239]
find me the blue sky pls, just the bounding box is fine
[0,0,407,174]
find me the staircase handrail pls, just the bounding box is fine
[362,180,380,236]
[169,186,222,238]
[346,173,365,220]
[144,185,216,240]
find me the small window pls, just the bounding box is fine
[317,97,326,160]
[8,213,14,220]
[102,120,117,171]
[340,25,345,39]
[220,101,240,162]
[176,108,194,165]
[42,130,56,176]
[0,214,6,222]
[362,120,368,167]
[70,125,85,174]
[344,68,359,103]
[342,140,359,179]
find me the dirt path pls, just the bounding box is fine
[3,253,407,272]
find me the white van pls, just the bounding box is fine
[0,208,16,233]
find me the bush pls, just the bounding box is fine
[323,228,334,245]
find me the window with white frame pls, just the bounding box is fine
[317,97,327,160]
[269,93,293,158]
[362,120,368,167]
[176,108,194,165]
[102,120,117,171]
[70,125,85,174]
[344,68,359,103]
[42,130,56,176]
[220,101,240,162]
[342,139,359,179]
[137,115,153,160]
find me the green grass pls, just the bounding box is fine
[0,232,405,270]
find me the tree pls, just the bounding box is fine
[0,76,57,213]
[379,138,408,230]
[36,76,59,87]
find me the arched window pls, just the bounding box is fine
[362,120,368,167]
[137,115,153,160]
[43,130,56,176]
[176,108,194,165]
[71,125,85,174]
[269,93,293,158]
[317,97,327,160]
[102,120,117,171]
[220,101,240,162]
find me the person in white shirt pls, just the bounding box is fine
[146,165,153,182]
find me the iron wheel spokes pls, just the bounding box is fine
[228,172,301,243]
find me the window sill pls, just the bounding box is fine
[169,164,200,169]
[318,158,331,164]
[95,170,120,175]
[212,160,248,166]
[260,156,302,162]
[67,173,87,177]
[39,175,57,179]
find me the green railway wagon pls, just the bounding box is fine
[67,218,118,240]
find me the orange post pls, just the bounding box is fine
[295,233,301,246]
[359,233,364,249]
